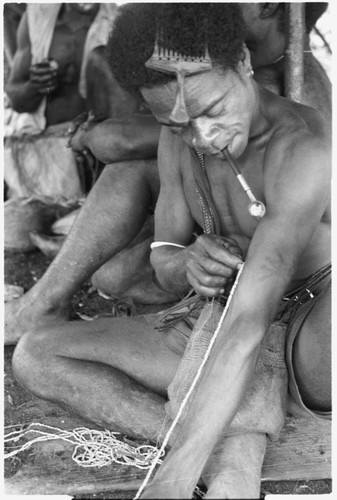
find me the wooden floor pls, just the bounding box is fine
[4,397,331,496]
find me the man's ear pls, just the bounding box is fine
[241,45,253,74]
[259,3,279,19]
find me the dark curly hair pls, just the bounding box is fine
[106,3,246,94]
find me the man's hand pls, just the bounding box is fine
[186,234,243,297]
[66,111,106,153]
[29,59,58,95]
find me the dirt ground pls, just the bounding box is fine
[4,249,332,498]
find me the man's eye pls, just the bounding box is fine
[207,104,223,117]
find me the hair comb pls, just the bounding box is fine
[145,25,212,125]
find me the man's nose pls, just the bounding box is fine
[191,119,220,150]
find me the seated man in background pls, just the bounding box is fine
[12,4,331,498]
[5,2,331,345]
[4,3,142,219]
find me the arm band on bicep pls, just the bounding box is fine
[150,241,187,250]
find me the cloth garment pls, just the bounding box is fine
[165,299,288,441]
[4,122,84,201]
[5,4,62,136]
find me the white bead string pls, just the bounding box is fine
[4,422,164,469]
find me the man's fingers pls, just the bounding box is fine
[197,235,243,269]
[186,272,225,298]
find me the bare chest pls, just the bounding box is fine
[48,15,92,84]
[182,150,265,254]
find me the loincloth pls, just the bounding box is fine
[144,263,331,422]
[4,123,84,201]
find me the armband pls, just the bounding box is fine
[150,241,186,250]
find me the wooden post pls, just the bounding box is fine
[284,3,305,103]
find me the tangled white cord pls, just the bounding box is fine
[4,422,164,469]
[134,264,245,498]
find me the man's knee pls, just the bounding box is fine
[12,329,56,398]
[292,283,331,410]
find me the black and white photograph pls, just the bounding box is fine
[3,2,332,498]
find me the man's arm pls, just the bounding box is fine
[150,127,244,297]
[149,127,196,296]
[150,132,331,489]
[68,113,161,164]
[5,11,57,113]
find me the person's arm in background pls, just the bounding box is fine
[5,11,58,113]
[67,113,162,164]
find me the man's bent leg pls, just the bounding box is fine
[5,160,159,345]
[12,315,180,440]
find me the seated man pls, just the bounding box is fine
[4,2,141,201]
[12,4,331,498]
[5,2,331,344]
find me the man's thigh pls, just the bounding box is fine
[291,279,331,412]
[22,314,186,396]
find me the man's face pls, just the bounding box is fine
[141,65,255,159]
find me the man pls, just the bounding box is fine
[5,3,139,127]
[12,4,331,498]
[5,2,331,344]
[4,3,141,202]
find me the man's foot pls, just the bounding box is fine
[202,432,266,499]
[29,232,66,259]
[140,472,195,499]
[5,291,70,345]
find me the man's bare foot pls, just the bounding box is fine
[140,474,195,499]
[202,432,266,499]
[5,290,70,345]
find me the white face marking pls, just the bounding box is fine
[141,65,255,158]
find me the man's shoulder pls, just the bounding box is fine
[266,94,330,155]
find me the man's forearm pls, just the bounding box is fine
[85,115,160,164]
[5,80,44,113]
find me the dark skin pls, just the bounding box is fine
[5,3,331,347]
[11,62,331,499]
[5,3,99,126]
[139,59,330,499]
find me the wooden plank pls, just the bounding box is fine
[5,399,331,495]
[263,415,331,481]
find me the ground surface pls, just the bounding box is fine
[4,249,332,498]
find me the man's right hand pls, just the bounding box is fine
[185,234,243,297]
[29,59,58,95]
